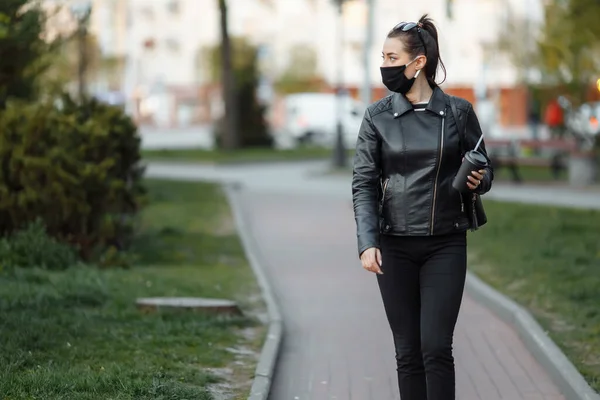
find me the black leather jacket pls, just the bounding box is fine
[352,87,494,256]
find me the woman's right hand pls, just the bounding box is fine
[360,247,383,275]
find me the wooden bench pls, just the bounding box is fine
[484,139,574,181]
[485,138,576,153]
[493,156,556,168]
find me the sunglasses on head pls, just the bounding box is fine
[392,21,427,58]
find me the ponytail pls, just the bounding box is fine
[387,14,447,87]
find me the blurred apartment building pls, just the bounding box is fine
[52,0,543,129]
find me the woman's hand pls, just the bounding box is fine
[467,169,487,191]
[360,247,383,275]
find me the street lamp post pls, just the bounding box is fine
[332,0,347,168]
[361,0,374,108]
[70,1,92,101]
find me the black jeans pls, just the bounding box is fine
[377,233,467,400]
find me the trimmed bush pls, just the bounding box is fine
[0,95,146,260]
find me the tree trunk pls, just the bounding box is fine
[218,0,239,150]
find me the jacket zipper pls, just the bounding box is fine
[382,178,390,199]
[380,178,390,230]
[430,115,445,235]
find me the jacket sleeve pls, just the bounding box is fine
[465,103,494,195]
[352,108,381,257]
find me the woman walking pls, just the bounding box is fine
[352,14,494,400]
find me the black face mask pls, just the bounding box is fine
[380,58,420,94]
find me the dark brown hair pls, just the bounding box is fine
[387,14,447,87]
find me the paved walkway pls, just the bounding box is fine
[237,189,564,400]
[140,125,213,150]
[143,161,594,400]
[146,160,600,210]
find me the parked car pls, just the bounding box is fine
[272,92,365,149]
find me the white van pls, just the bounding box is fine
[273,92,365,150]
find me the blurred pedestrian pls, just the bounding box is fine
[507,138,523,183]
[545,97,564,139]
[352,14,494,400]
[528,90,541,141]
[528,90,542,155]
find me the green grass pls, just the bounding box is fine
[322,163,568,184]
[0,180,265,400]
[142,147,355,164]
[142,148,569,184]
[468,201,600,391]
[493,164,567,183]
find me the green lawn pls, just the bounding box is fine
[0,180,265,400]
[493,164,567,183]
[142,148,570,184]
[468,201,600,391]
[142,147,355,164]
[324,163,569,184]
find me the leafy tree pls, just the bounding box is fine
[275,44,326,94]
[0,12,8,38]
[536,0,600,103]
[42,32,102,96]
[0,0,58,107]
[217,0,239,149]
[497,0,600,105]
[206,37,271,148]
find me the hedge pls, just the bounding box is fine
[0,95,145,260]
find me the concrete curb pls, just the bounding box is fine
[465,272,600,400]
[224,182,283,400]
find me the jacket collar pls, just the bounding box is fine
[391,86,447,119]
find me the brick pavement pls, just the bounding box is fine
[239,189,565,400]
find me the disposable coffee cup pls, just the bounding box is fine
[452,150,488,193]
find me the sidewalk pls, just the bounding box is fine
[139,125,213,150]
[146,160,600,210]
[144,160,596,399]
[237,188,565,400]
